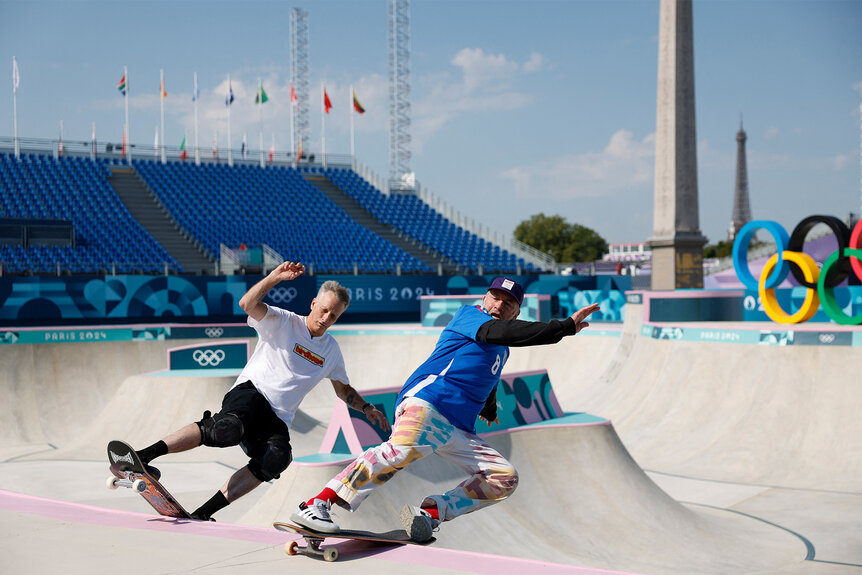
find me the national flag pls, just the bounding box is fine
[179,135,187,161]
[323,89,332,114]
[255,84,269,104]
[226,83,234,106]
[290,83,298,107]
[12,57,20,93]
[296,138,303,163]
[122,128,126,158]
[269,144,274,163]
[352,90,365,114]
[160,80,167,99]
[117,74,126,96]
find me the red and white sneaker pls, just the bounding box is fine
[290,499,340,534]
[399,504,439,542]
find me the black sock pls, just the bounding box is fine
[137,440,168,464]
[192,490,229,521]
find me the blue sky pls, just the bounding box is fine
[1,0,860,248]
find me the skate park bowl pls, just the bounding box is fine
[1,297,860,575]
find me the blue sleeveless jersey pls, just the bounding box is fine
[396,305,508,432]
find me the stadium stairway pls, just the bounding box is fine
[305,174,458,274]
[108,168,214,275]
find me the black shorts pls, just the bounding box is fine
[219,381,291,461]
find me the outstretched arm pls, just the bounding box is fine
[331,380,391,432]
[476,303,600,347]
[238,261,305,322]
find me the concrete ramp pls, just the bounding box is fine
[241,422,804,575]
[536,305,862,492]
[0,339,220,454]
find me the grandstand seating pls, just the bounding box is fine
[326,168,534,273]
[134,160,432,274]
[0,154,180,274]
[0,153,532,275]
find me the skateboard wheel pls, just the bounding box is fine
[323,548,338,562]
[106,476,119,490]
[285,541,299,556]
[132,479,146,493]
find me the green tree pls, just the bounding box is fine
[514,213,608,263]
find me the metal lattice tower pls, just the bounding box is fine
[290,8,310,156]
[728,117,752,241]
[388,0,413,191]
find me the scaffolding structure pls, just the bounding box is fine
[290,8,310,159]
[388,0,413,192]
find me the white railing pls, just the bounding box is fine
[262,244,284,274]
[351,162,555,271]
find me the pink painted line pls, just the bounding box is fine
[0,489,284,545]
[0,489,640,575]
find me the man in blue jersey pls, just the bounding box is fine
[291,277,600,541]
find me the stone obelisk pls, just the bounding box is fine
[649,0,708,290]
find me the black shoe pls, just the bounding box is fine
[191,510,216,522]
[143,463,162,481]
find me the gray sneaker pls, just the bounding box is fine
[399,504,439,542]
[290,499,340,534]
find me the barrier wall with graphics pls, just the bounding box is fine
[296,369,606,463]
[0,273,627,327]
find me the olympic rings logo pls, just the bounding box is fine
[268,286,298,303]
[204,327,224,338]
[732,215,862,325]
[193,349,226,366]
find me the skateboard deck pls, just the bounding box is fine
[106,439,191,519]
[274,521,435,562]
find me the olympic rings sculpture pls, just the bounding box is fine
[732,215,862,325]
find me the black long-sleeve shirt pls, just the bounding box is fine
[475,316,579,421]
[476,317,579,347]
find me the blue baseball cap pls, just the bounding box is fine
[488,277,525,306]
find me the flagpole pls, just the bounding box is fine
[258,78,264,168]
[321,82,326,169]
[91,122,96,161]
[12,57,19,159]
[155,126,159,158]
[349,85,355,164]
[159,69,166,164]
[227,74,233,167]
[58,120,63,159]
[193,72,200,165]
[125,66,131,164]
[290,84,296,168]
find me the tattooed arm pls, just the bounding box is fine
[331,380,390,431]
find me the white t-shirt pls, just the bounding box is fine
[233,304,348,427]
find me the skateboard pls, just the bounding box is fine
[273,521,435,562]
[106,439,191,519]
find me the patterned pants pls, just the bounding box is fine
[326,397,519,521]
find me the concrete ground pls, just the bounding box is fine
[1,303,860,575]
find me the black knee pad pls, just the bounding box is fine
[248,438,292,482]
[197,411,244,448]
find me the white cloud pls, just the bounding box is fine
[412,48,542,149]
[523,52,544,74]
[832,154,848,170]
[852,81,862,96]
[452,47,520,92]
[764,126,779,140]
[502,129,655,200]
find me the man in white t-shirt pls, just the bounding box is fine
[134,261,389,521]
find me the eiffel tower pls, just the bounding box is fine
[728,117,752,241]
